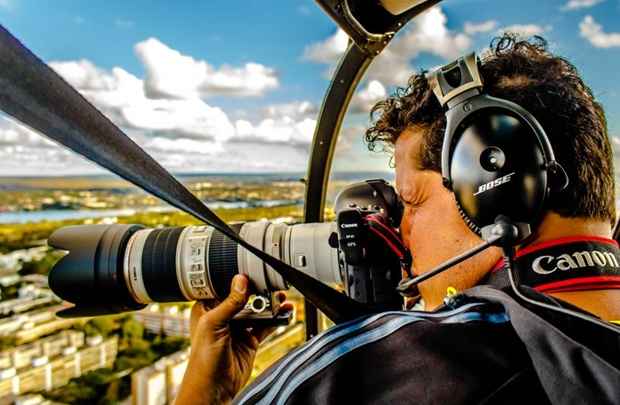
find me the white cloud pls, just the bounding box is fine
[0,116,94,175]
[464,20,498,35]
[51,59,118,91]
[49,59,237,141]
[350,80,387,113]
[389,7,472,61]
[135,37,279,98]
[368,7,471,85]
[144,137,223,154]
[335,125,366,154]
[498,24,552,37]
[233,117,316,146]
[261,101,317,120]
[562,0,605,10]
[303,29,350,64]
[303,7,471,86]
[2,48,316,174]
[0,118,58,149]
[580,15,620,48]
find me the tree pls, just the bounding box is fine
[83,316,118,337]
[18,251,63,276]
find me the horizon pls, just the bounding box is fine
[0,169,393,180]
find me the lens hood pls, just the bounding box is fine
[48,224,147,317]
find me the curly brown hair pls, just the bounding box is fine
[365,34,616,224]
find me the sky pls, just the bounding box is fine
[0,0,618,176]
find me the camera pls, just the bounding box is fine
[47,179,407,323]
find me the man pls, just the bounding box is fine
[175,35,620,404]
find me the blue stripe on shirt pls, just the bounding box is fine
[236,302,508,404]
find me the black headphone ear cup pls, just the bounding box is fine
[455,199,482,235]
[449,109,548,230]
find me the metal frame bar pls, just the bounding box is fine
[302,43,372,339]
[302,0,442,340]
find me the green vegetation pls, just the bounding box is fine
[48,314,190,404]
[45,368,120,405]
[0,180,312,404]
[0,176,305,214]
[82,316,120,338]
[0,219,84,253]
[0,336,17,351]
[18,250,64,275]
[0,204,303,253]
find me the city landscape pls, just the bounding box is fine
[0,172,374,405]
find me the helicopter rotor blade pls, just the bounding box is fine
[0,25,369,324]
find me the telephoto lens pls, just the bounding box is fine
[48,179,404,318]
[48,221,341,317]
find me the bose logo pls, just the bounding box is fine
[473,172,515,196]
[532,250,620,275]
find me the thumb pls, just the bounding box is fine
[207,274,249,329]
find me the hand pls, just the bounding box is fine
[174,275,293,405]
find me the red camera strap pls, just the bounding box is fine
[488,236,620,293]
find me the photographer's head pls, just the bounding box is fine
[366,34,615,309]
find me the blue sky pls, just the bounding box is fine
[0,0,618,175]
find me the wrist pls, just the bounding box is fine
[179,357,239,404]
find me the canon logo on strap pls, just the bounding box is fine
[532,250,620,275]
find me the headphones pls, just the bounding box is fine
[428,53,569,237]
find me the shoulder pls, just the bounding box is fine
[234,301,534,405]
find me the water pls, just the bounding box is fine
[0,171,393,224]
[0,208,141,224]
[0,199,303,224]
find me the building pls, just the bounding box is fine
[129,321,306,405]
[132,305,191,338]
[0,247,49,274]
[0,330,84,370]
[251,323,305,377]
[0,332,118,400]
[0,304,83,345]
[0,286,58,316]
[12,393,67,405]
[131,349,189,405]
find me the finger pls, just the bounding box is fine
[189,300,207,339]
[275,291,287,303]
[189,298,220,338]
[278,302,295,313]
[206,274,250,329]
[200,298,219,311]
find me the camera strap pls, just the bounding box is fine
[365,214,412,273]
[487,236,620,293]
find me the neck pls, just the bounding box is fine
[523,213,620,322]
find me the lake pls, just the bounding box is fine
[0,199,303,224]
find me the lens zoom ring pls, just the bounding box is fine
[208,229,238,300]
[142,227,185,302]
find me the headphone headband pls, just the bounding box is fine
[429,53,482,107]
[427,52,568,235]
